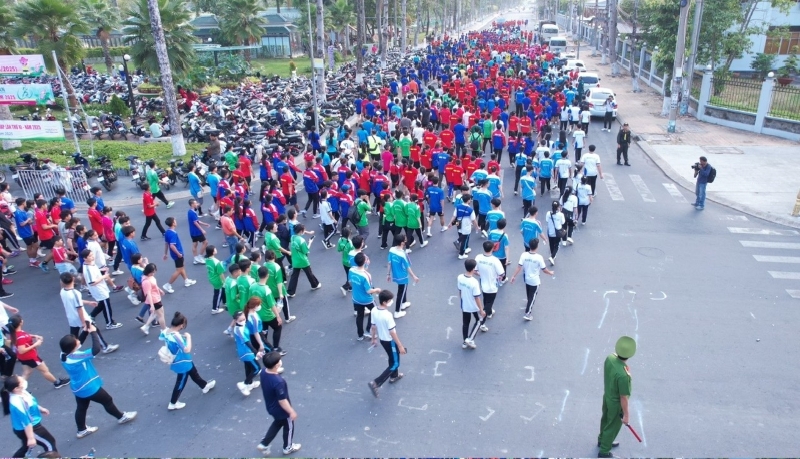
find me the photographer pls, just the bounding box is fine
[692,156,712,210]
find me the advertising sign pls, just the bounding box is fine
[0,121,65,141]
[0,55,48,77]
[0,84,56,105]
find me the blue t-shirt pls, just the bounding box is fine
[348,268,374,305]
[539,159,554,178]
[61,197,75,211]
[425,186,444,212]
[62,349,102,398]
[487,176,502,198]
[8,392,42,431]
[206,173,221,198]
[188,172,202,197]
[453,123,467,144]
[188,209,202,237]
[165,229,183,260]
[486,209,504,231]
[120,238,139,269]
[488,229,509,259]
[260,371,291,419]
[160,330,193,374]
[13,209,33,238]
[521,219,543,247]
[474,189,493,215]
[233,323,255,362]
[388,248,410,285]
[521,175,537,201]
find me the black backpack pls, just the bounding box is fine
[347,204,362,226]
[707,166,717,183]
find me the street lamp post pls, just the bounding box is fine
[306,0,320,132]
[121,54,135,109]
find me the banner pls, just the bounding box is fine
[0,121,65,141]
[0,55,47,77]
[0,84,56,106]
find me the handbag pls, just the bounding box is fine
[550,212,566,239]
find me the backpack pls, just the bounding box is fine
[469,133,481,151]
[347,203,362,227]
[707,166,717,183]
[158,345,175,364]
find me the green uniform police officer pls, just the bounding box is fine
[597,336,636,457]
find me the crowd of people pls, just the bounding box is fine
[0,18,623,457]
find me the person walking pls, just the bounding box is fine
[256,352,301,455]
[159,311,216,410]
[601,95,616,132]
[616,123,632,166]
[232,310,264,397]
[5,315,70,389]
[139,263,167,335]
[692,156,713,210]
[560,186,578,245]
[581,145,603,197]
[59,326,137,439]
[162,217,196,293]
[575,177,594,225]
[59,272,119,354]
[509,239,554,321]
[387,234,419,319]
[188,199,210,265]
[349,252,380,341]
[597,336,637,457]
[204,245,226,314]
[367,290,407,398]
[448,194,477,260]
[287,224,321,297]
[457,258,485,350]
[544,201,565,266]
[2,374,60,458]
[249,267,285,355]
[145,160,174,208]
[475,240,505,323]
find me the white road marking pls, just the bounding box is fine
[662,183,688,203]
[446,326,452,340]
[479,407,495,421]
[719,215,749,221]
[429,349,452,358]
[629,175,656,202]
[397,398,428,411]
[447,295,458,305]
[557,390,570,422]
[433,361,447,377]
[768,271,800,279]
[524,366,535,381]
[598,290,617,328]
[650,291,667,300]
[603,173,624,201]
[753,255,800,263]
[741,241,800,249]
[728,227,800,236]
[787,290,800,299]
[520,402,545,423]
[581,348,590,375]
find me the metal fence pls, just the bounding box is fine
[15,168,92,203]
[769,83,800,121]
[707,77,763,113]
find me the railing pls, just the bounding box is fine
[769,82,800,121]
[15,168,91,202]
[707,77,763,113]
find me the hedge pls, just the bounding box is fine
[16,46,132,60]
[0,141,206,170]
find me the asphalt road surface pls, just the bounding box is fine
[2,12,799,458]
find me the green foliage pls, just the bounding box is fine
[0,3,16,54]
[106,95,130,117]
[750,52,777,78]
[13,0,90,69]
[216,53,253,81]
[79,0,120,40]
[219,0,265,56]
[121,0,198,79]
[778,50,799,78]
[16,46,136,59]
[137,83,162,94]
[638,0,680,74]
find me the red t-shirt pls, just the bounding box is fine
[88,207,104,235]
[142,192,156,217]
[420,151,432,170]
[35,209,55,240]
[14,330,38,361]
[409,145,421,163]
[422,132,438,150]
[238,156,252,176]
[439,130,455,149]
[402,166,418,189]
[280,173,295,196]
[519,117,532,134]
[445,164,464,186]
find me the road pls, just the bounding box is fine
[2,9,799,458]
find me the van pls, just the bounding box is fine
[540,24,560,43]
[548,37,568,55]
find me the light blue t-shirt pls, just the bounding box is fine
[521,219,543,248]
[206,173,221,198]
[488,229,509,259]
[62,349,103,398]
[8,392,42,431]
[348,268,374,304]
[521,175,537,201]
[486,209,504,231]
[388,247,410,285]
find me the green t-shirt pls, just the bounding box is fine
[264,232,283,259]
[356,200,371,227]
[393,200,408,228]
[205,257,225,289]
[382,199,395,223]
[398,136,413,158]
[223,276,240,316]
[224,151,238,171]
[146,168,160,193]
[236,274,254,311]
[603,354,632,403]
[265,261,284,297]
[337,237,355,267]
[290,235,310,268]
[249,283,277,321]
[483,119,493,138]
[250,262,263,284]
[405,201,421,229]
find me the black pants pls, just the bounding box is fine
[278,296,291,320]
[540,176,551,195]
[515,103,523,116]
[112,243,123,270]
[153,190,170,205]
[342,265,351,290]
[75,387,124,431]
[70,325,108,349]
[562,210,575,239]
[0,344,15,377]
[263,318,283,350]
[287,266,319,294]
[12,423,57,458]
[142,214,165,237]
[90,298,114,326]
[405,227,423,247]
[581,121,589,135]
[557,176,568,193]
[276,256,288,284]
[603,112,613,129]
[260,418,294,450]
[514,166,524,191]
[244,359,261,385]
[483,292,497,317]
[455,142,466,157]
[617,145,629,164]
[482,137,491,155]
[212,287,226,311]
[395,283,409,312]
[523,199,533,218]
[2,227,20,251]
[355,301,373,338]
[524,284,539,315]
[171,364,207,404]
[456,232,469,255]
[462,311,484,341]
[373,340,400,387]
[380,221,395,248]
[586,175,598,195]
[575,147,582,162]
[577,204,589,223]
[322,223,336,244]
[304,192,319,214]
[548,236,560,259]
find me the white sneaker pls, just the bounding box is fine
[311,283,322,290]
[248,380,261,390]
[168,401,186,410]
[420,241,428,248]
[458,254,469,259]
[193,256,204,265]
[561,241,567,246]
[202,380,216,394]
[524,313,533,321]
[481,230,488,238]
[163,283,175,293]
[567,237,574,244]
[480,324,489,332]
[426,231,432,237]
[340,286,347,297]
[405,249,412,254]
[166,201,175,208]
[393,311,406,319]
[466,339,477,349]
[440,227,447,232]
[401,302,411,310]
[223,327,232,336]
[237,381,251,396]
[256,443,270,454]
[140,325,149,335]
[184,279,196,287]
[111,270,124,275]
[211,309,224,315]
[285,316,296,323]
[103,344,120,354]
[548,257,555,266]
[118,411,137,424]
[465,248,472,254]
[283,443,301,455]
[76,426,98,438]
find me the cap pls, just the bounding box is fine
[615,336,636,359]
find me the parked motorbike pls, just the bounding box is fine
[94,155,118,191]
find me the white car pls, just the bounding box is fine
[564,59,587,73]
[584,88,618,118]
[578,72,601,90]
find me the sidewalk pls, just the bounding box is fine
[577,47,800,229]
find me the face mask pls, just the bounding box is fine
[255,306,262,312]
[386,300,394,308]
[19,378,28,391]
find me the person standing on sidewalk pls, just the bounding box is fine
[616,123,632,166]
[256,352,301,456]
[692,156,713,210]
[367,289,406,398]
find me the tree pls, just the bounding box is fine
[192,0,223,16]
[13,0,88,107]
[315,0,326,99]
[720,0,794,72]
[401,0,407,51]
[356,0,365,82]
[0,4,20,150]
[219,0,265,62]
[295,3,332,51]
[146,0,185,156]
[79,0,120,74]
[121,0,197,79]
[328,0,354,52]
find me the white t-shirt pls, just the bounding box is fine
[577,183,592,205]
[535,146,550,161]
[457,273,482,313]
[0,301,10,326]
[545,211,565,237]
[387,120,397,134]
[518,252,547,286]
[371,306,396,341]
[555,158,572,178]
[475,254,504,294]
[562,194,578,212]
[319,200,335,225]
[83,263,110,301]
[573,130,586,148]
[582,153,601,176]
[60,288,87,328]
[580,110,591,123]
[87,239,107,269]
[412,126,425,143]
[454,207,476,235]
[340,139,355,154]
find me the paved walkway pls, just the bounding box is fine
[576,46,800,228]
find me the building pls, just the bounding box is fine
[729,1,800,72]
[188,10,302,58]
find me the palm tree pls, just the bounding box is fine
[121,0,197,79]
[355,0,364,82]
[328,0,354,54]
[0,4,19,150]
[79,0,120,74]
[13,0,89,107]
[294,3,332,53]
[219,0,265,62]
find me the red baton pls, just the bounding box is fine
[625,423,642,442]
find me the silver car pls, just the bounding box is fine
[584,88,618,118]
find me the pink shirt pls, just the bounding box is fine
[381,150,394,172]
[102,216,115,241]
[142,276,162,304]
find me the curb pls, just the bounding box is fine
[74,188,195,211]
[616,113,800,230]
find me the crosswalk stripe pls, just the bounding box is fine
[740,241,800,249]
[662,183,688,203]
[719,215,749,221]
[629,175,656,202]
[768,271,800,279]
[728,227,800,236]
[753,255,800,263]
[787,290,800,299]
[603,173,624,201]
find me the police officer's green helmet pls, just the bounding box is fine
[615,336,636,359]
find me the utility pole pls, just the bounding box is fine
[629,0,640,92]
[306,0,320,131]
[609,0,619,74]
[592,0,599,55]
[667,0,690,133]
[681,0,704,115]
[600,0,608,64]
